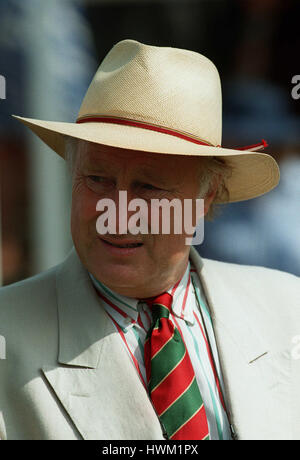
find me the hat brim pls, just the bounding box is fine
[13,115,280,204]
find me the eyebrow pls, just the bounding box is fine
[81,157,113,172]
[81,156,176,188]
[138,170,171,187]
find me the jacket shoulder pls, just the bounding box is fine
[199,257,300,354]
[201,256,299,286]
[201,257,300,321]
[0,262,63,343]
[0,263,59,306]
[192,246,299,295]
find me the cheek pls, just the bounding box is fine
[71,187,99,228]
[152,233,188,259]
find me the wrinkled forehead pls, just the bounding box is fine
[78,141,169,166]
[76,140,202,177]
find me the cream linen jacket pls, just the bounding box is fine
[0,247,299,440]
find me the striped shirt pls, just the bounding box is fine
[89,260,232,440]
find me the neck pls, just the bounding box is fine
[98,255,189,299]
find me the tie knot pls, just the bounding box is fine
[144,292,173,321]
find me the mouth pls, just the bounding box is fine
[99,237,144,257]
[102,240,143,249]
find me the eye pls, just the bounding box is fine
[88,175,104,183]
[142,183,160,191]
[86,175,115,193]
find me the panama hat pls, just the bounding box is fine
[13,39,279,203]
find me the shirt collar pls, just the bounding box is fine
[89,273,140,324]
[167,260,195,325]
[89,259,195,328]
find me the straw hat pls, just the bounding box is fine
[13,39,279,203]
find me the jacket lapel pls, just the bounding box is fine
[190,247,292,440]
[41,248,164,440]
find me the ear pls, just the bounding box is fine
[203,174,221,216]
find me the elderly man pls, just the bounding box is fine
[0,40,299,441]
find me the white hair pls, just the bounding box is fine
[196,156,232,220]
[64,137,232,220]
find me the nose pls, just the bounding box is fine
[114,189,149,236]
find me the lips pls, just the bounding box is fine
[100,237,143,249]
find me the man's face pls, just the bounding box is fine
[71,142,213,298]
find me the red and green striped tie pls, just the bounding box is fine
[144,292,210,440]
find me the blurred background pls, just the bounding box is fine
[0,0,299,286]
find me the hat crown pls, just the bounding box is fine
[78,39,222,146]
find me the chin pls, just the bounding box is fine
[92,263,142,292]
